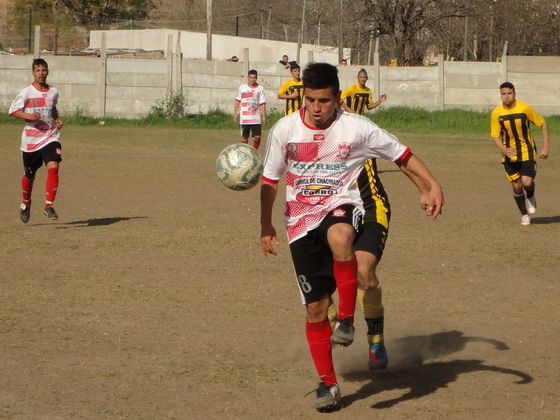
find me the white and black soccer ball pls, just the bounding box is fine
[215,143,263,191]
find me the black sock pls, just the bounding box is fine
[514,192,527,215]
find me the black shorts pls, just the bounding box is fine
[22,141,62,178]
[241,124,262,138]
[503,160,537,181]
[354,222,389,261]
[289,204,363,304]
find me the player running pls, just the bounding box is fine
[9,58,64,223]
[491,82,550,225]
[260,62,444,412]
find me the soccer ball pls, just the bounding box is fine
[216,143,263,191]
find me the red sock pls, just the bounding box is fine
[306,319,336,385]
[21,176,34,204]
[253,138,261,149]
[333,258,358,321]
[45,167,59,206]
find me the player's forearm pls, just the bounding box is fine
[260,181,278,225]
[10,110,35,120]
[340,101,355,113]
[541,121,550,149]
[492,137,507,154]
[398,162,430,193]
[397,154,440,190]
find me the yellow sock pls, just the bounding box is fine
[327,302,337,331]
[358,286,384,345]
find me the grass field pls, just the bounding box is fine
[1,123,558,419]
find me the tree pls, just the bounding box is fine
[362,0,468,65]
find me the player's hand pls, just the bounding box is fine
[262,117,267,126]
[504,148,517,158]
[538,147,549,159]
[379,94,387,102]
[233,115,238,123]
[55,119,64,130]
[261,224,280,256]
[423,184,444,220]
[26,112,41,122]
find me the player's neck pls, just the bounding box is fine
[33,81,49,91]
[503,100,516,110]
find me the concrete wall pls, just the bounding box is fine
[88,29,351,64]
[2,53,560,119]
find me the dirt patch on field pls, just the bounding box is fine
[1,126,558,419]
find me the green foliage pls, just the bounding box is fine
[148,90,189,119]
[2,107,558,134]
[370,107,492,134]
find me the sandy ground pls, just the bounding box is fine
[1,125,558,419]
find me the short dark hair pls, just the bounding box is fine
[302,62,339,94]
[358,68,368,76]
[248,69,258,76]
[32,58,48,69]
[290,62,300,71]
[500,81,515,91]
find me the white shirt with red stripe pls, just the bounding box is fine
[235,83,266,125]
[262,108,410,243]
[9,83,61,152]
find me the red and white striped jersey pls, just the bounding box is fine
[235,83,266,125]
[262,108,409,243]
[9,84,61,152]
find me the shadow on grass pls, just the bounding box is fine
[529,215,560,225]
[341,330,532,409]
[55,216,147,228]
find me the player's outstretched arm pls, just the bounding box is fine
[260,181,280,256]
[395,153,444,219]
[367,93,387,110]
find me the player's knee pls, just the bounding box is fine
[357,266,380,290]
[306,298,330,322]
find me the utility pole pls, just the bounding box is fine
[489,3,494,62]
[28,7,32,53]
[463,15,469,61]
[53,1,59,55]
[297,0,306,63]
[260,8,264,39]
[338,0,343,63]
[206,0,212,60]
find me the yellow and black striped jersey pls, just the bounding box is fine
[278,78,304,115]
[356,158,390,228]
[491,100,545,162]
[341,83,373,115]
